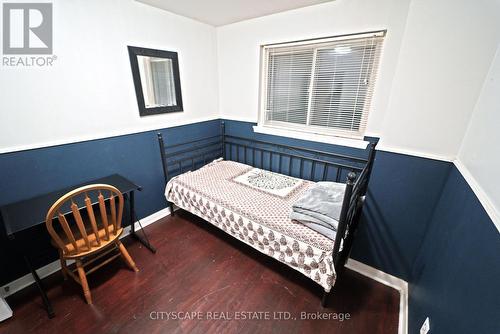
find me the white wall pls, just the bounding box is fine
[2,0,499,208]
[380,0,500,159]
[0,0,219,153]
[216,0,412,136]
[458,46,500,229]
[216,0,500,161]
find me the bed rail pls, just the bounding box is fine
[157,121,377,307]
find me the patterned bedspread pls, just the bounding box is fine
[165,159,336,292]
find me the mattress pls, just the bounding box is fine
[165,159,336,292]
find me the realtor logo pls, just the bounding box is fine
[2,2,53,55]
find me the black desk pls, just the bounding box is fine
[0,174,156,318]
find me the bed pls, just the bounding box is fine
[157,122,377,307]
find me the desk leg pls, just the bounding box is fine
[128,191,156,254]
[24,255,55,318]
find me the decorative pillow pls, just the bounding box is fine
[232,168,303,198]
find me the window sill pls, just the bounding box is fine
[252,125,369,149]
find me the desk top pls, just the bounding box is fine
[0,174,140,237]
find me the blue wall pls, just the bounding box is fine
[0,119,221,284]
[224,119,500,333]
[409,166,500,334]
[352,150,451,280]
[223,120,369,160]
[223,119,452,281]
[1,118,498,333]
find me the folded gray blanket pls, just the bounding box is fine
[290,211,338,240]
[290,182,346,239]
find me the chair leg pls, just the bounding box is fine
[76,260,92,304]
[58,249,67,280]
[116,240,139,272]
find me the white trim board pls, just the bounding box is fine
[220,114,258,124]
[346,259,408,334]
[454,160,500,233]
[376,144,454,162]
[220,117,454,162]
[253,125,370,149]
[0,207,172,299]
[0,116,220,155]
[2,113,455,165]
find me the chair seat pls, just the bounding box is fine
[54,224,123,258]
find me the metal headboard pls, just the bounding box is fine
[223,134,367,183]
[157,133,223,184]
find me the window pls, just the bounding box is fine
[259,31,385,139]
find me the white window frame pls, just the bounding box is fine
[258,30,385,143]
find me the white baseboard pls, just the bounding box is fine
[0,206,408,334]
[0,297,13,322]
[346,258,408,334]
[0,207,172,299]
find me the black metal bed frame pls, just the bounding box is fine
[157,121,377,307]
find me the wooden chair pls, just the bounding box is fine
[45,184,138,304]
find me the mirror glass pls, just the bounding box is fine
[137,56,177,108]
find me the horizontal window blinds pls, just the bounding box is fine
[266,48,313,125]
[261,31,385,138]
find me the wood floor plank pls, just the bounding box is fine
[0,210,399,334]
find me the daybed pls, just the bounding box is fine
[157,122,376,306]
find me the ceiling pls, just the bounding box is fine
[136,0,333,27]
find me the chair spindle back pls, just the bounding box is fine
[45,184,124,256]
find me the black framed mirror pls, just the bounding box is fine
[128,46,183,116]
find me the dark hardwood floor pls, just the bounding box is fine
[0,210,399,334]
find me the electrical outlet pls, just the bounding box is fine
[420,317,430,334]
